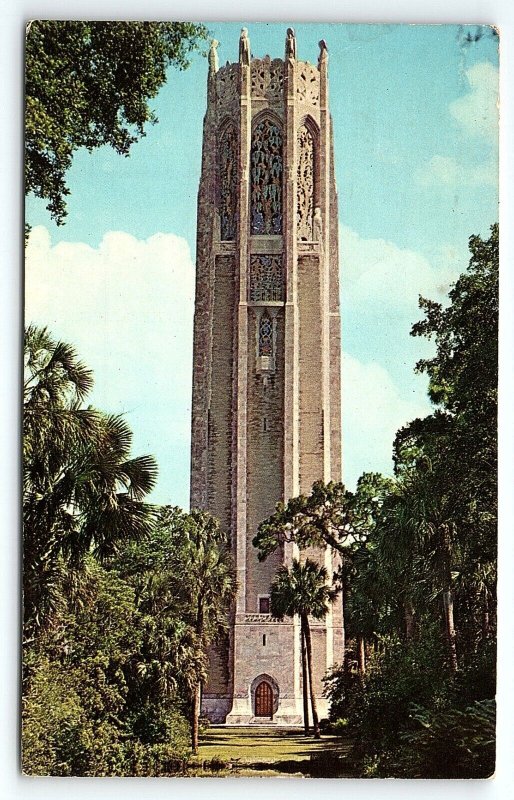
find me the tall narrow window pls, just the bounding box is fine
[258,312,273,357]
[297,125,315,240]
[219,125,237,240]
[250,119,283,235]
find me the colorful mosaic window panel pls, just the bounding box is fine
[250,119,283,235]
[249,255,283,302]
[219,125,237,240]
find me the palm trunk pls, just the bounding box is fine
[357,635,366,679]
[301,624,310,735]
[302,613,320,739]
[191,595,205,754]
[440,526,458,673]
[404,596,415,641]
[443,589,458,673]
[482,589,490,639]
[191,681,201,755]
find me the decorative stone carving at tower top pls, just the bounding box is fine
[318,39,328,68]
[285,28,297,61]
[208,39,219,74]
[219,124,238,241]
[296,62,320,106]
[250,56,284,103]
[297,125,315,240]
[216,62,239,106]
[239,28,250,65]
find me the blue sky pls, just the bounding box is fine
[25,23,499,507]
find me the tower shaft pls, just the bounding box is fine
[191,30,342,724]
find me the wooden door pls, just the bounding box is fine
[255,680,273,718]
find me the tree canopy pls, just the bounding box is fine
[22,332,236,774]
[321,224,498,777]
[25,21,208,223]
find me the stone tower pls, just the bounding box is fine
[190,29,343,724]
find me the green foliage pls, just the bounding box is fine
[23,651,191,776]
[412,223,498,422]
[22,522,213,775]
[23,330,235,775]
[254,475,390,561]
[26,21,208,222]
[332,718,349,735]
[400,700,495,778]
[23,657,99,776]
[325,628,496,777]
[321,225,498,776]
[23,326,158,635]
[270,558,335,622]
[23,560,141,776]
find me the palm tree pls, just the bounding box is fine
[384,468,460,673]
[172,510,236,755]
[23,326,158,637]
[270,558,337,739]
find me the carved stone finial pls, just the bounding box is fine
[208,39,219,74]
[318,39,328,68]
[313,207,323,241]
[239,27,250,66]
[285,27,297,61]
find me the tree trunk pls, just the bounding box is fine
[191,596,205,754]
[443,589,458,673]
[482,589,490,639]
[301,625,310,735]
[302,613,320,739]
[191,681,201,755]
[440,527,458,673]
[340,560,347,664]
[357,635,366,679]
[404,596,415,641]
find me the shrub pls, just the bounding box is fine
[332,718,349,735]
[22,658,125,776]
[399,700,495,778]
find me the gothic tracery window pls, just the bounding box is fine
[219,124,237,241]
[297,125,315,240]
[250,119,283,235]
[249,255,283,302]
[258,312,273,357]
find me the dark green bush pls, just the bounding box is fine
[399,700,495,778]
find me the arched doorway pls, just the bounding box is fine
[254,680,273,718]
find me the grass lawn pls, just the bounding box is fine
[192,726,354,778]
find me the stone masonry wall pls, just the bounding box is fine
[245,307,285,610]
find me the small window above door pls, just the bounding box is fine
[259,596,270,614]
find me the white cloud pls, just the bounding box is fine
[449,61,499,140]
[341,225,456,315]
[413,62,498,191]
[414,154,497,188]
[25,225,448,503]
[342,353,431,488]
[25,226,195,506]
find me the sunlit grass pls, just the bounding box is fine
[192,726,353,776]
